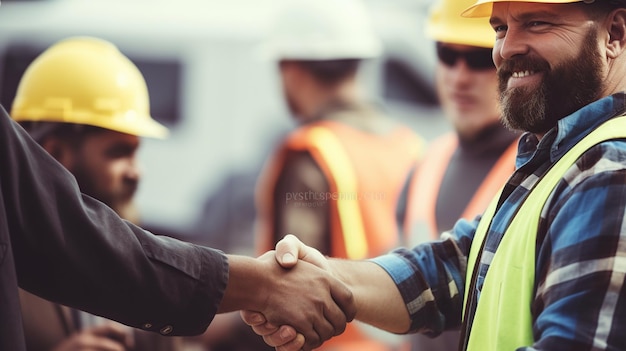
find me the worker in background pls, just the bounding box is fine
[402,0,520,349]
[12,36,183,351]
[254,0,424,350]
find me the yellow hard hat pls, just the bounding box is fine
[426,0,496,48]
[462,0,582,18]
[11,36,168,138]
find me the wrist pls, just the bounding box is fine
[219,255,269,313]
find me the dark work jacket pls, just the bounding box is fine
[19,288,185,351]
[0,106,228,351]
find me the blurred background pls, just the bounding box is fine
[0,0,448,253]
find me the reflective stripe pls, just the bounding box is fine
[405,134,457,241]
[255,120,423,259]
[307,126,368,259]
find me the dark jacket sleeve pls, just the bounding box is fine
[0,106,228,336]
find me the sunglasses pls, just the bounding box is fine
[436,43,495,71]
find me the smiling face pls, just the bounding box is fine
[490,2,605,134]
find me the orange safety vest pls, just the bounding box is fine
[403,132,517,244]
[255,120,423,351]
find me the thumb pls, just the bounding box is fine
[275,234,329,270]
[274,234,300,268]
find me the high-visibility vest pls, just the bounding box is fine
[403,132,517,245]
[255,119,423,351]
[256,120,423,259]
[462,116,626,350]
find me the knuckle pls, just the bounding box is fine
[334,321,347,335]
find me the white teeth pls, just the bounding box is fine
[512,70,534,78]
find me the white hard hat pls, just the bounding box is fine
[260,0,383,61]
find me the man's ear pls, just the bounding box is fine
[606,8,626,59]
[41,137,74,168]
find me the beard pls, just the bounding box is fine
[498,29,604,134]
[70,163,138,217]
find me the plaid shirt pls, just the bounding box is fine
[373,93,626,350]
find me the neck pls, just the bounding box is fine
[458,121,519,156]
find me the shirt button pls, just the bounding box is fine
[142,323,153,329]
[160,325,173,335]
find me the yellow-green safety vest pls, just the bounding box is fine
[462,116,626,350]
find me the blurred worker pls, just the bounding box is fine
[402,0,519,349]
[254,0,424,350]
[12,36,181,351]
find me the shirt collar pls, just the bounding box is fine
[516,93,626,168]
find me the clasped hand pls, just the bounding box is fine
[245,234,343,351]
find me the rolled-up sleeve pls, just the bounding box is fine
[371,218,476,335]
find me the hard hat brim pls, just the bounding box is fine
[462,0,582,18]
[12,110,169,139]
[105,115,170,139]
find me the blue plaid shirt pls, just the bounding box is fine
[373,93,626,350]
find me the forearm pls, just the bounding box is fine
[328,258,411,333]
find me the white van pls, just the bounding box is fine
[0,0,446,252]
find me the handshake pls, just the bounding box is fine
[218,235,410,351]
[221,234,354,351]
[220,234,410,351]
[247,233,351,351]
